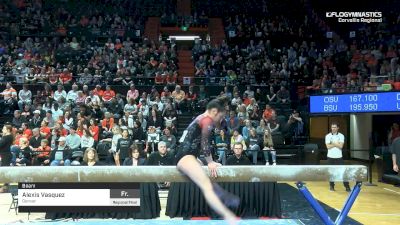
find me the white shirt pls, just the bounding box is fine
[325,132,345,158]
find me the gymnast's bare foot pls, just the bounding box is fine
[224,212,239,225]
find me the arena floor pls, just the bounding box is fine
[1,168,399,225]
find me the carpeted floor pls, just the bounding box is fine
[279,183,362,225]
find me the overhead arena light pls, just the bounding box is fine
[167,35,201,41]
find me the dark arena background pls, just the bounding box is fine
[0,0,399,225]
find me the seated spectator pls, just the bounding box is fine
[215,129,229,165]
[247,128,261,164]
[267,113,280,134]
[226,142,251,165]
[66,126,81,151]
[81,129,95,151]
[123,145,146,166]
[15,138,32,166]
[34,139,51,166]
[230,130,247,151]
[18,85,32,110]
[132,120,146,142]
[160,127,177,155]
[263,128,276,165]
[226,111,240,135]
[145,126,160,153]
[12,110,24,129]
[29,109,42,128]
[256,119,267,136]
[242,119,254,141]
[147,141,174,166]
[244,85,255,98]
[47,136,72,166]
[81,148,101,166]
[102,85,116,105]
[66,84,79,104]
[53,85,67,102]
[59,68,73,85]
[40,120,51,139]
[101,112,115,137]
[262,104,276,122]
[147,108,163,130]
[276,86,290,103]
[266,86,277,103]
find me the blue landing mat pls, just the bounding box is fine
[7,219,303,225]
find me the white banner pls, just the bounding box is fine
[18,189,140,206]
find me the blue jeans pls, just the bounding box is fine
[264,150,276,164]
[217,148,226,165]
[50,159,71,166]
[247,145,260,164]
[10,145,20,166]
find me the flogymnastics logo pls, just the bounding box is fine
[326,12,382,23]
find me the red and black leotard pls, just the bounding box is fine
[175,114,214,162]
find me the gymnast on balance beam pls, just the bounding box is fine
[175,98,239,225]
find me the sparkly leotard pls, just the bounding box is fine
[175,114,214,162]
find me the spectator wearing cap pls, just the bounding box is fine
[29,110,42,129]
[66,126,81,151]
[18,85,32,110]
[48,136,72,166]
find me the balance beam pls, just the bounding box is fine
[0,165,367,183]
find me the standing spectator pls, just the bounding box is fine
[263,128,276,165]
[0,125,14,167]
[116,129,133,166]
[171,85,185,114]
[325,122,350,192]
[18,85,32,110]
[247,128,261,164]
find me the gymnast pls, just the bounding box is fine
[175,98,239,224]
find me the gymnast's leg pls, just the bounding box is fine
[177,155,237,224]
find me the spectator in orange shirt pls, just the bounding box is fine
[102,85,115,103]
[155,72,165,84]
[40,120,51,139]
[21,123,32,140]
[102,112,115,136]
[262,104,276,122]
[59,68,73,84]
[242,93,252,106]
[92,85,104,97]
